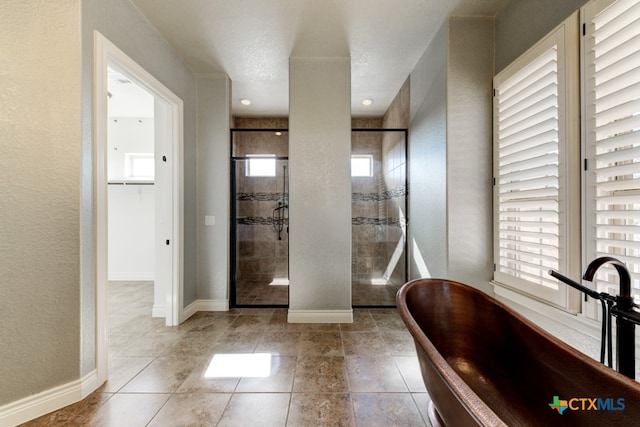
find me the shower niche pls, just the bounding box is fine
[231,126,289,307]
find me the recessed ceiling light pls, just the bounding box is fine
[362,98,374,106]
[240,98,251,106]
[275,131,282,136]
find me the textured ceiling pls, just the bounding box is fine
[130,0,509,117]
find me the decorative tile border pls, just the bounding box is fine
[237,217,288,225]
[352,217,406,227]
[237,192,284,202]
[352,185,406,202]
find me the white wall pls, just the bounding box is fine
[288,57,352,322]
[107,117,155,280]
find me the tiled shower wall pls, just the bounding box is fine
[233,118,288,284]
[352,119,385,284]
[381,79,409,287]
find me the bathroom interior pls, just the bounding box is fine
[5,0,640,425]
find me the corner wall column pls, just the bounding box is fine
[288,57,353,323]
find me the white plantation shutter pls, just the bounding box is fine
[584,0,640,306]
[494,14,580,308]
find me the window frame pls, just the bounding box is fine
[493,12,581,311]
[351,154,374,177]
[246,153,277,177]
[581,0,640,319]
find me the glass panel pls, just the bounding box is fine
[232,130,288,306]
[351,129,407,306]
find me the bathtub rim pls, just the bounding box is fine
[397,278,505,426]
[396,277,640,426]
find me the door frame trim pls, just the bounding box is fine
[94,31,184,384]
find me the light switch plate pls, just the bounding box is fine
[205,215,215,226]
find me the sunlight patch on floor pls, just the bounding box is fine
[205,353,272,378]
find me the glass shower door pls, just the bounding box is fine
[231,128,289,307]
[351,129,408,306]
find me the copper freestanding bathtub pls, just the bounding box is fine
[397,278,640,427]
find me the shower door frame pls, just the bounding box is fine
[351,128,409,308]
[230,128,289,308]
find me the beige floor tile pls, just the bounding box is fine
[369,311,407,331]
[339,310,377,332]
[255,331,301,356]
[83,393,170,427]
[394,355,427,392]
[176,356,240,393]
[104,356,154,392]
[235,356,296,392]
[298,331,344,356]
[351,393,425,427]
[380,330,417,356]
[19,391,113,426]
[228,314,274,332]
[209,331,262,354]
[217,393,290,427]
[117,330,182,357]
[346,355,409,392]
[287,393,356,427]
[120,355,199,393]
[26,283,430,426]
[162,331,219,357]
[147,393,231,426]
[293,356,349,393]
[341,331,388,356]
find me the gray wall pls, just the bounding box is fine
[196,76,231,302]
[289,57,352,315]
[0,0,82,406]
[1,0,199,407]
[446,17,494,290]
[408,23,448,281]
[495,0,589,72]
[408,17,494,292]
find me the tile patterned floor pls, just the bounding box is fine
[22,282,432,426]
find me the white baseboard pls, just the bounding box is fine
[288,309,353,323]
[107,272,154,281]
[0,370,100,427]
[152,304,165,318]
[182,299,229,322]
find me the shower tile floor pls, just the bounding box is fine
[22,281,432,426]
[236,279,400,306]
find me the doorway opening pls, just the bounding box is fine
[94,32,183,384]
[230,128,289,307]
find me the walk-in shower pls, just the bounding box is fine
[351,127,408,306]
[231,128,289,306]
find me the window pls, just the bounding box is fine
[351,155,373,177]
[246,154,276,177]
[125,153,154,180]
[493,12,580,309]
[583,0,640,307]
